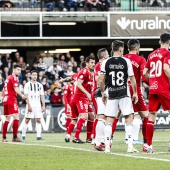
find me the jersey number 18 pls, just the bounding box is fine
[109,71,124,86]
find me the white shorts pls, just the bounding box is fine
[96,97,106,115]
[105,97,134,117]
[25,106,42,119]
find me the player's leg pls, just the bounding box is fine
[104,99,119,153]
[64,104,71,130]
[112,110,121,136]
[2,105,11,142]
[86,104,94,143]
[120,97,139,153]
[21,118,30,140]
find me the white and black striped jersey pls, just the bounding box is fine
[24,81,44,107]
[100,56,134,99]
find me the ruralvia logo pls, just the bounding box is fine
[116,16,170,30]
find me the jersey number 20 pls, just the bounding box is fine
[150,61,162,78]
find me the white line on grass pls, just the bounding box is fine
[6,142,170,163]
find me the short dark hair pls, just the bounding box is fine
[127,39,140,51]
[97,48,107,60]
[31,70,37,74]
[111,40,124,52]
[85,56,95,63]
[160,33,170,44]
[80,61,86,69]
[13,64,21,69]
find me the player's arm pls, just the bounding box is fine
[59,77,72,83]
[41,95,45,112]
[14,87,26,100]
[77,79,91,101]
[143,68,149,81]
[129,75,138,104]
[63,87,69,105]
[24,93,32,112]
[140,58,149,85]
[163,63,170,78]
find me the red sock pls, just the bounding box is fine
[3,121,9,138]
[13,119,19,137]
[65,118,71,129]
[146,120,154,146]
[74,118,86,139]
[91,118,98,139]
[112,118,119,135]
[67,122,75,135]
[142,117,148,143]
[86,120,94,140]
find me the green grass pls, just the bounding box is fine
[1,131,170,170]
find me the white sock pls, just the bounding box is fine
[22,123,28,137]
[126,124,133,149]
[95,118,105,146]
[124,124,128,140]
[104,123,112,149]
[36,122,42,138]
[133,118,141,140]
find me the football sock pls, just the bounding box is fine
[133,118,141,140]
[13,119,19,138]
[3,121,9,139]
[86,120,94,140]
[74,118,86,139]
[91,118,98,139]
[124,124,128,140]
[36,122,42,138]
[112,118,119,136]
[22,123,28,137]
[65,117,71,130]
[104,123,112,149]
[146,120,154,146]
[126,124,133,149]
[95,118,105,146]
[67,122,75,135]
[142,117,148,143]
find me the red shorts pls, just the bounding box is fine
[149,92,170,112]
[70,95,90,119]
[64,104,71,116]
[3,102,19,115]
[130,87,148,112]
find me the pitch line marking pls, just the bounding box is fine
[6,142,170,163]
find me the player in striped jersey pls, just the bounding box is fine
[21,70,45,140]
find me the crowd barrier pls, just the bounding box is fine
[0,105,169,133]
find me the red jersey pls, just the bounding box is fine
[3,75,19,105]
[63,84,73,104]
[71,73,78,93]
[124,54,146,87]
[145,48,170,94]
[92,62,101,92]
[74,68,93,98]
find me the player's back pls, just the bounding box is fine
[124,54,146,87]
[3,75,18,104]
[146,48,170,94]
[63,84,73,103]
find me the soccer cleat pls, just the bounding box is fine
[147,148,156,153]
[133,139,143,145]
[127,147,139,153]
[143,144,148,152]
[12,138,22,142]
[94,144,104,151]
[65,137,70,142]
[37,137,44,140]
[86,139,92,143]
[2,138,8,142]
[72,138,85,144]
[22,136,26,141]
[104,148,111,153]
[125,139,128,144]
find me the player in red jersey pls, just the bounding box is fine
[71,56,95,143]
[63,82,73,132]
[2,64,26,142]
[124,39,149,148]
[143,33,170,153]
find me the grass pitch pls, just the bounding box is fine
[1,131,170,170]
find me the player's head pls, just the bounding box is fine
[111,40,124,56]
[160,33,170,45]
[31,70,38,81]
[85,56,95,71]
[13,64,21,77]
[97,48,109,60]
[80,61,86,69]
[127,39,140,55]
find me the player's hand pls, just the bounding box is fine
[59,77,64,83]
[28,105,32,112]
[86,93,92,102]
[22,94,26,100]
[67,104,71,112]
[42,106,46,112]
[102,94,107,105]
[132,93,138,104]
